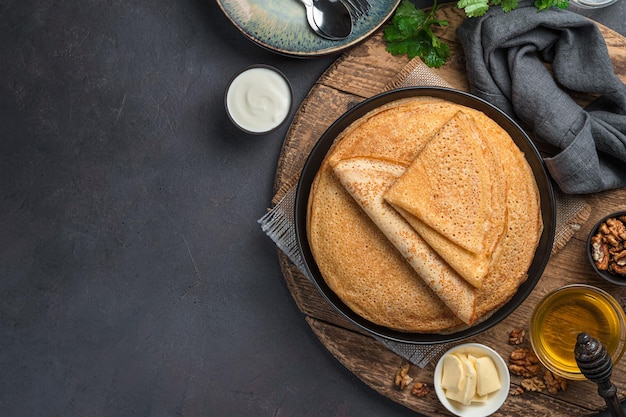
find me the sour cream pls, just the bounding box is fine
[225,65,292,134]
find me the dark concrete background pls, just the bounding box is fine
[1,1,624,416]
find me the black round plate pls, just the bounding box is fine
[294,87,556,344]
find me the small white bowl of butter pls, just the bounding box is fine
[434,343,510,417]
[224,64,293,135]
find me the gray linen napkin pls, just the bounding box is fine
[457,0,626,194]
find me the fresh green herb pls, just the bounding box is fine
[533,0,569,11]
[456,0,519,16]
[384,0,570,67]
[384,0,450,68]
[457,0,567,16]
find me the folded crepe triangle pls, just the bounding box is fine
[384,111,507,289]
[332,156,478,326]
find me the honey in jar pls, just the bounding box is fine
[530,284,626,380]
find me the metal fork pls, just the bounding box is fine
[340,0,371,19]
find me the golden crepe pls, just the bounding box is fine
[384,111,507,288]
[307,149,464,332]
[332,156,478,325]
[472,112,543,319]
[306,97,542,333]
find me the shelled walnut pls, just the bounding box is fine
[591,215,626,276]
[509,348,541,377]
[509,328,525,345]
[411,382,430,397]
[394,363,413,390]
[521,377,546,392]
[543,370,568,394]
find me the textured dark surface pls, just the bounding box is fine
[0,1,624,416]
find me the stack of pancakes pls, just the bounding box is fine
[306,97,543,333]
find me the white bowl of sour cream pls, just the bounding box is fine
[225,64,293,135]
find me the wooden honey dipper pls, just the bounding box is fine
[575,332,626,417]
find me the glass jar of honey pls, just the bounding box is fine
[529,284,626,380]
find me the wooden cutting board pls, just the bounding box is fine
[271,4,626,415]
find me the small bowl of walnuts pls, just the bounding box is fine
[588,210,626,285]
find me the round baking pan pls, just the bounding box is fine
[294,87,556,344]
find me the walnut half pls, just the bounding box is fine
[509,348,541,377]
[521,377,546,392]
[543,370,567,394]
[509,328,525,345]
[394,363,413,390]
[411,382,430,397]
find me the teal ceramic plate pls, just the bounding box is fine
[216,0,401,57]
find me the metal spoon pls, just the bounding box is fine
[300,0,352,41]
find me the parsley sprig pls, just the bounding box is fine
[384,0,570,68]
[384,0,450,68]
